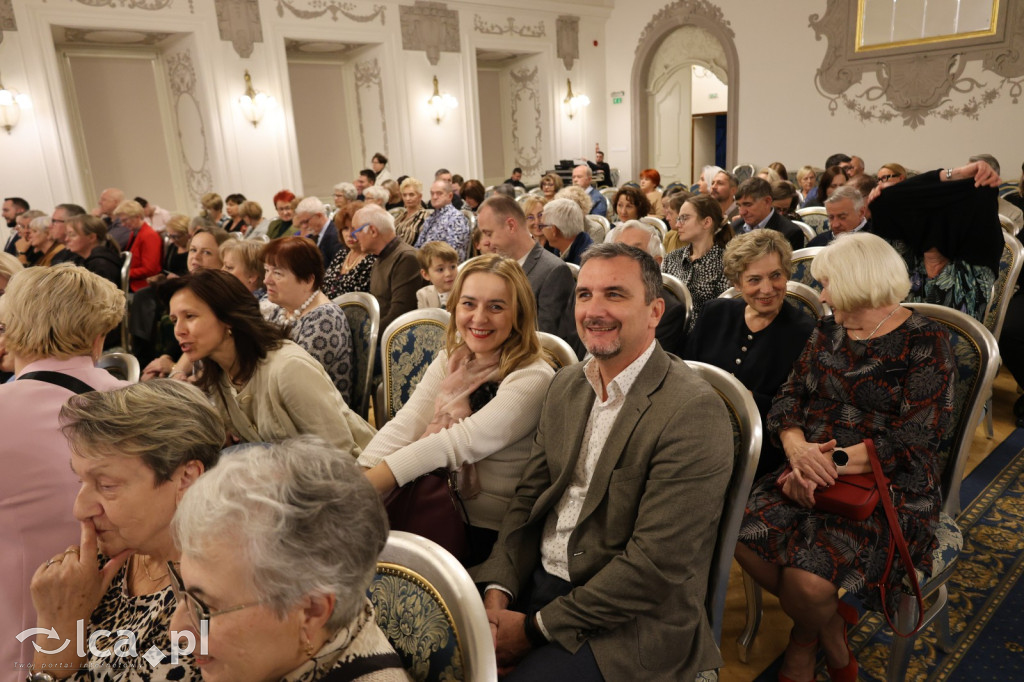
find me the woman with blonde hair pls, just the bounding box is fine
[66,214,121,286]
[359,254,555,565]
[220,238,267,297]
[538,172,563,200]
[521,195,548,246]
[199,192,224,225]
[394,177,428,245]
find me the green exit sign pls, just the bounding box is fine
[612,96,622,104]
[611,90,624,105]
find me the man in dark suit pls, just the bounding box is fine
[504,167,526,189]
[586,147,612,187]
[477,196,575,336]
[807,185,871,247]
[294,197,341,266]
[476,243,733,681]
[352,204,420,330]
[731,177,806,252]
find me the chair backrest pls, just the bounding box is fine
[662,272,694,331]
[96,352,140,383]
[795,207,829,234]
[389,206,407,219]
[119,251,132,295]
[903,303,999,516]
[119,251,133,351]
[600,187,618,220]
[792,220,816,243]
[460,209,477,232]
[789,246,825,290]
[718,280,828,320]
[732,163,756,182]
[370,531,497,682]
[333,292,380,420]
[379,308,451,424]
[565,262,580,280]
[683,361,762,645]
[982,229,1024,338]
[584,215,608,243]
[639,215,666,235]
[537,331,578,369]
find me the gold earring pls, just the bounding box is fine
[302,633,315,657]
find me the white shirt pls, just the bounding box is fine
[539,340,657,581]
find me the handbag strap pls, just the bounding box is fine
[18,370,95,395]
[865,438,925,636]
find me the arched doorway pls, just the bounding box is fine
[631,0,739,179]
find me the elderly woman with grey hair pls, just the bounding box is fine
[169,436,406,682]
[363,186,391,208]
[28,379,225,681]
[28,215,68,267]
[332,181,358,213]
[540,197,592,266]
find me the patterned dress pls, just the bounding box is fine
[394,208,429,246]
[739,313,955,610]
[323,247,376,298]
[661,243,731,333]
[268,303,354,406]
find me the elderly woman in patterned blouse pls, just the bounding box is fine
[29,380,224,681]
[323,201,376,299]
[661,193,733,331]
[170,437,406,682]
[263,236,354,405]
[394,177,430,245]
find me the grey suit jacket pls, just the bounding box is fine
[474,345,734,680]
[522,242,575,336]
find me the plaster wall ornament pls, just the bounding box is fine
[275,0,385,24]
[647,24,726,92]
[811,0,1024,128]
[509,66,542,174]
[473,15,544,38]
[61,27,173,44]
[354,58,389,163]
[61,0,190,11]
[0,0,16,45]
[555,15,579,71]
[399,1,459,66]
[165,49,212,202]
[214,0,263,59]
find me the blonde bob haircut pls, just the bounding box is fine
[723,229,793,286]
[445,253,543,379]
[112,200,144,220]
[0,252,24,280]
[60,379,225,483]
[810,232,910,312]
[220,239,266,278]
[0,263,124,359]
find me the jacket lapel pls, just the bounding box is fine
[522,243,542,276]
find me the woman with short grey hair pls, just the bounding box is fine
[28,379,225,681]
[541,197,592,265]
[170,436,406,682]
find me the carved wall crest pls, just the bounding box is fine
[214,0,263,59]
[811,0,1024,128]
[0,0,16,45]
[61,0,191,11]
[634,0,733,56]
[509,66,542,174]
[399,1,459,66]
[555,16,579,71]
[275,1,385,25]
[473,15,544,38]
[354,58,388,163]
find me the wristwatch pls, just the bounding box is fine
[832,449,849,474]
[27,673,57,682]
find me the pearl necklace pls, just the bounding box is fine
[850,305,900,341]
[286,290,320,321]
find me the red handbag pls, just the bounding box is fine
[384,468,470,562]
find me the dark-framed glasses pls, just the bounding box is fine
[167,561,264,629]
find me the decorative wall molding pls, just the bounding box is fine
[165,49,211,202]
[555,16,579,71]
[353,57,388,162]
[59,0,192,11]
[60,28,173,45]
[275,0,385,25]
[214,0,262,59]
[473,15,544,38]
[509,66,542,174]
[399,1,459,66]
[631,0,738,173]
[0,0,16,45]
[811,0,1024,128]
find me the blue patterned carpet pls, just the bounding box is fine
[755,428,1024,681]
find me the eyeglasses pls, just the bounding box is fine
[351,222,371,235]
[877,174,900,183]
[167,561,264,630]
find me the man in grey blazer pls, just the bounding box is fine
[477,196,576,336]
[475,243,734,681]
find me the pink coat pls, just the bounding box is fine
[0,356,129,677]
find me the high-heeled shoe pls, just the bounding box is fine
[826,601,859,682]
[778,630,818,682]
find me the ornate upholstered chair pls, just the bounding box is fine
[796,206,829,234]
[662,272,693,331]
[979,230,1023,436]
[789,245,824,291]
[792,220,816,244]
[537,331,577,370]
[333,292,380,420]
[119,251,132,352]
[376,308,450,428]
[96,352,140,383]
[370,531,497,682]
[584,214,609,243]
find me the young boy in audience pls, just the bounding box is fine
[471,227,492,256]
[416,241,459,309]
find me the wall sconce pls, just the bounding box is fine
[563,79,590,120]
[0,75,31,134]
[238,70,274,128]
[426,76,458,124]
